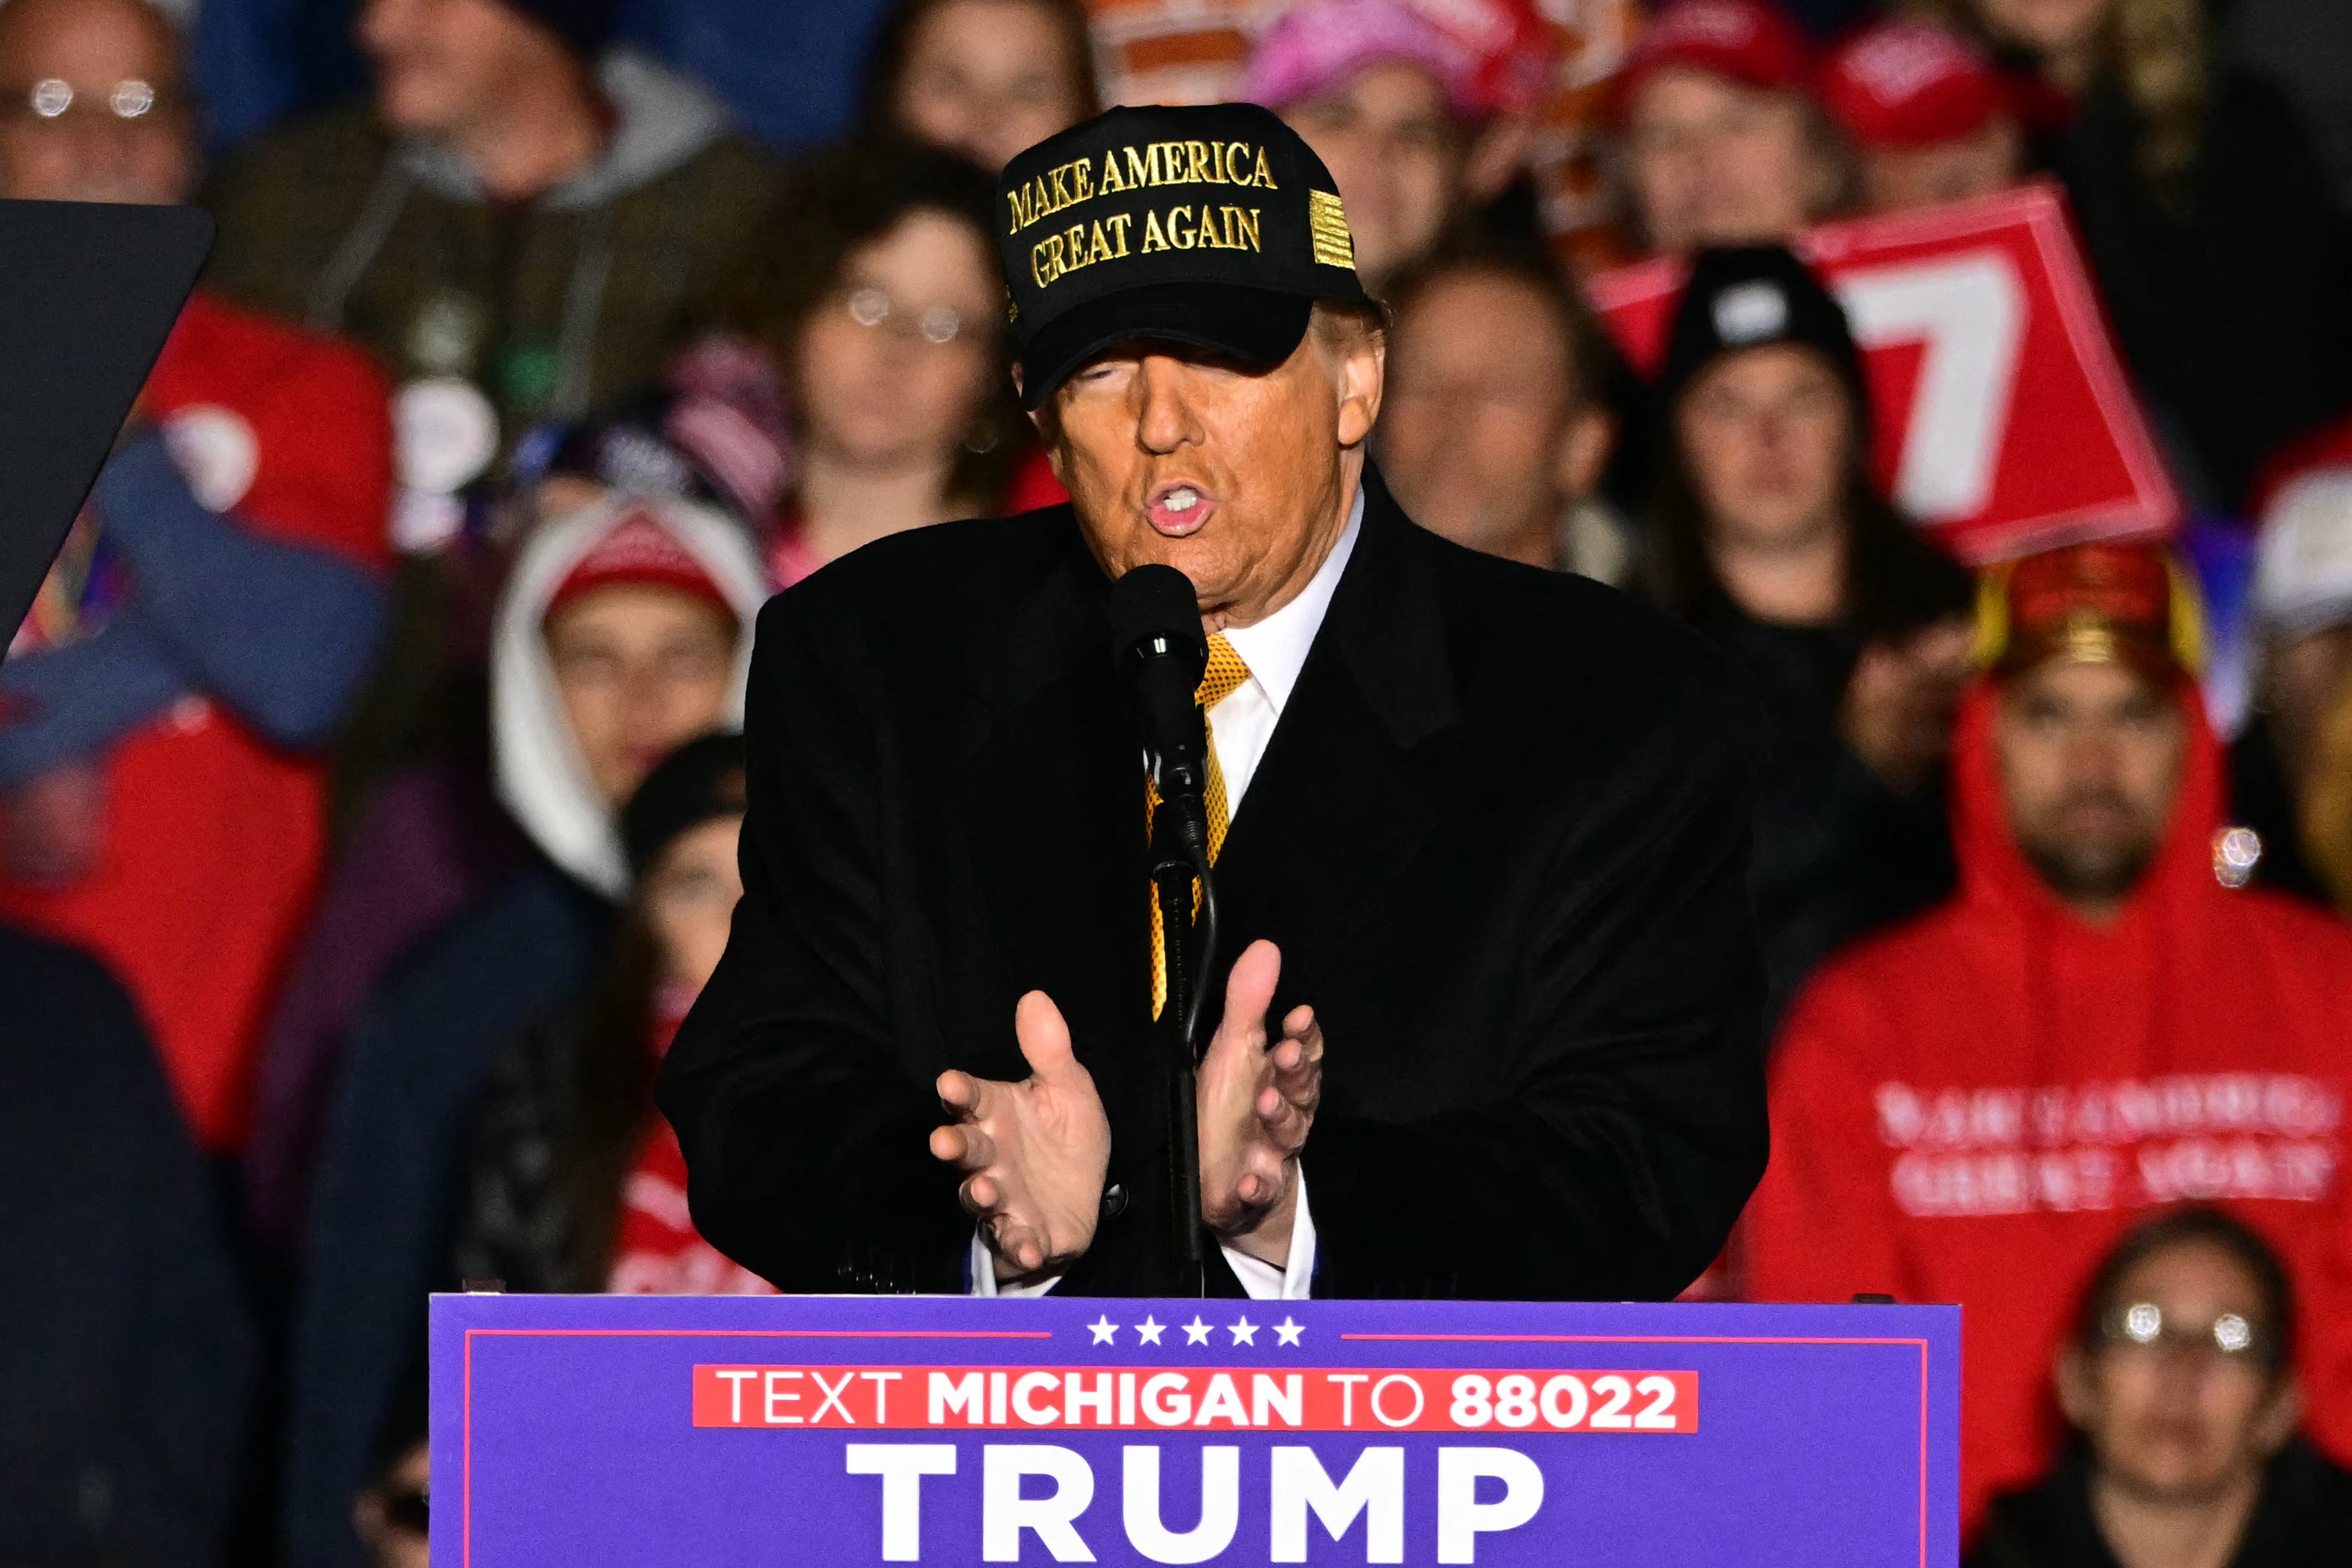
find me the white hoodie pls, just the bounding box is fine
[489,492,768,898]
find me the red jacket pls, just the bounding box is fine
[1744,679,2352,1530]
[0,291,391,1151]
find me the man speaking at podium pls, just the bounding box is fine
[661,104,1768,1300]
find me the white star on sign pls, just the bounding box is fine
[1089,1316,1118,1345]
[1229,1316,1258,1346]
[1183,1315,1214,1345]
[1135,1316,1165,1345]
[1274,1317,1304,1346]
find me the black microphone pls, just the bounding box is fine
[1107,564,1212,858]
[1109,563,1219,1293]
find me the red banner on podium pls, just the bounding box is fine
[1588,181,2179,565]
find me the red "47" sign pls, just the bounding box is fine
[1588,181,2179,565]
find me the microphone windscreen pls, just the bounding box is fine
[1107,563,1206,667]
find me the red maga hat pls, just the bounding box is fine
[1819,18,2004,150]
[1616,0,1814,116]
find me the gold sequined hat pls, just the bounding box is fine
[996,104,1372,410]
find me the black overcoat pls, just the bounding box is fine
[659,469,1770,1297]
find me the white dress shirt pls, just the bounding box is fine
[971,488,1365,1300]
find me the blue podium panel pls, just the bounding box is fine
[432,1294,1960,1565]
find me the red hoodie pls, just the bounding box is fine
[1743,678,2352,1531]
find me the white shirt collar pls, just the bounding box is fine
[1220,484,1362,715]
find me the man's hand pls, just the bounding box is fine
[930,991,1111,1285]
[1197,940,1322,1265]
[1842,617,1975,795]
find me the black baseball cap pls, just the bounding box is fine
[1656,245,1867,423]
[997,103,1372,409]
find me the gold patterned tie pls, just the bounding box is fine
[1149,632,1251,1018]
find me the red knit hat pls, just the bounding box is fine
[1819,18,2005,150]
[1616,0,1814,116]
[544,508,729,623]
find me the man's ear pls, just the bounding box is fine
[1021,374,1068,481]
[1335,329,1386,449]
[2252,1375,2304,1459]
[1556,407,1617,502]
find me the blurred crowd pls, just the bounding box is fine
[4,0,2352,1564]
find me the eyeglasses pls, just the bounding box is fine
[5,78,184,125]
[843,285,970,347]
[2100,1302,2269,1362]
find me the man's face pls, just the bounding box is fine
[893,0,1087,175]
[361,0,567,138]
[0,0,192,204]
[792,208,1001,473]
[1037,313,1384,629]
[1675,344,1853,551]
[1281,61,1465,289]
[1858,120,2021,215]
[1994,657,2188,914]
[1977,0,2109,60]
[1627,67,1829,254]
[1382,271,1612,564]
[545,582,738,808]
[2059,1241,2298,1505]
[2262,622,2352,790]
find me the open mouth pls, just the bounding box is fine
[1145,481,1217,537]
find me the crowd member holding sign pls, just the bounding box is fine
[1745,540,2352,1530]
[0,0,393,1154]
[662,103,1770,1301]
[1969,1209,2352,1568]
[1645,245,1976,1021]
[1915,0,2352,507]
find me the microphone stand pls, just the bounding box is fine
[1150,796,1219,1297]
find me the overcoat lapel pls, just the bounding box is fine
[1213,468,1460,1023]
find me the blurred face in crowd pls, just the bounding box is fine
[546,584,738,808]
[354,1439,430,1568]
[1858,120,2021,214]
[1626,68,1835,254]
[892,0,1089,173]
[1037,307,1384,630]
[1677,344,1854,555]
[2058,1239,2299,1507]
[2262,623,2352,790]
[1382,269,1615,569]
[1995,657,2188,920]
[361,0,579,138]
[793,208,1001,476]
[1974,0,2110,76]
[0,0,193,204]
[1281,62,1466,290]
[642,814,744,995]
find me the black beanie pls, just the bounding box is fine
[1654,245,1867,428]
[502,0,618,61]
[621,733,748,882]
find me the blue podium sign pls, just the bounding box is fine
[431,1294,1959,1565]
